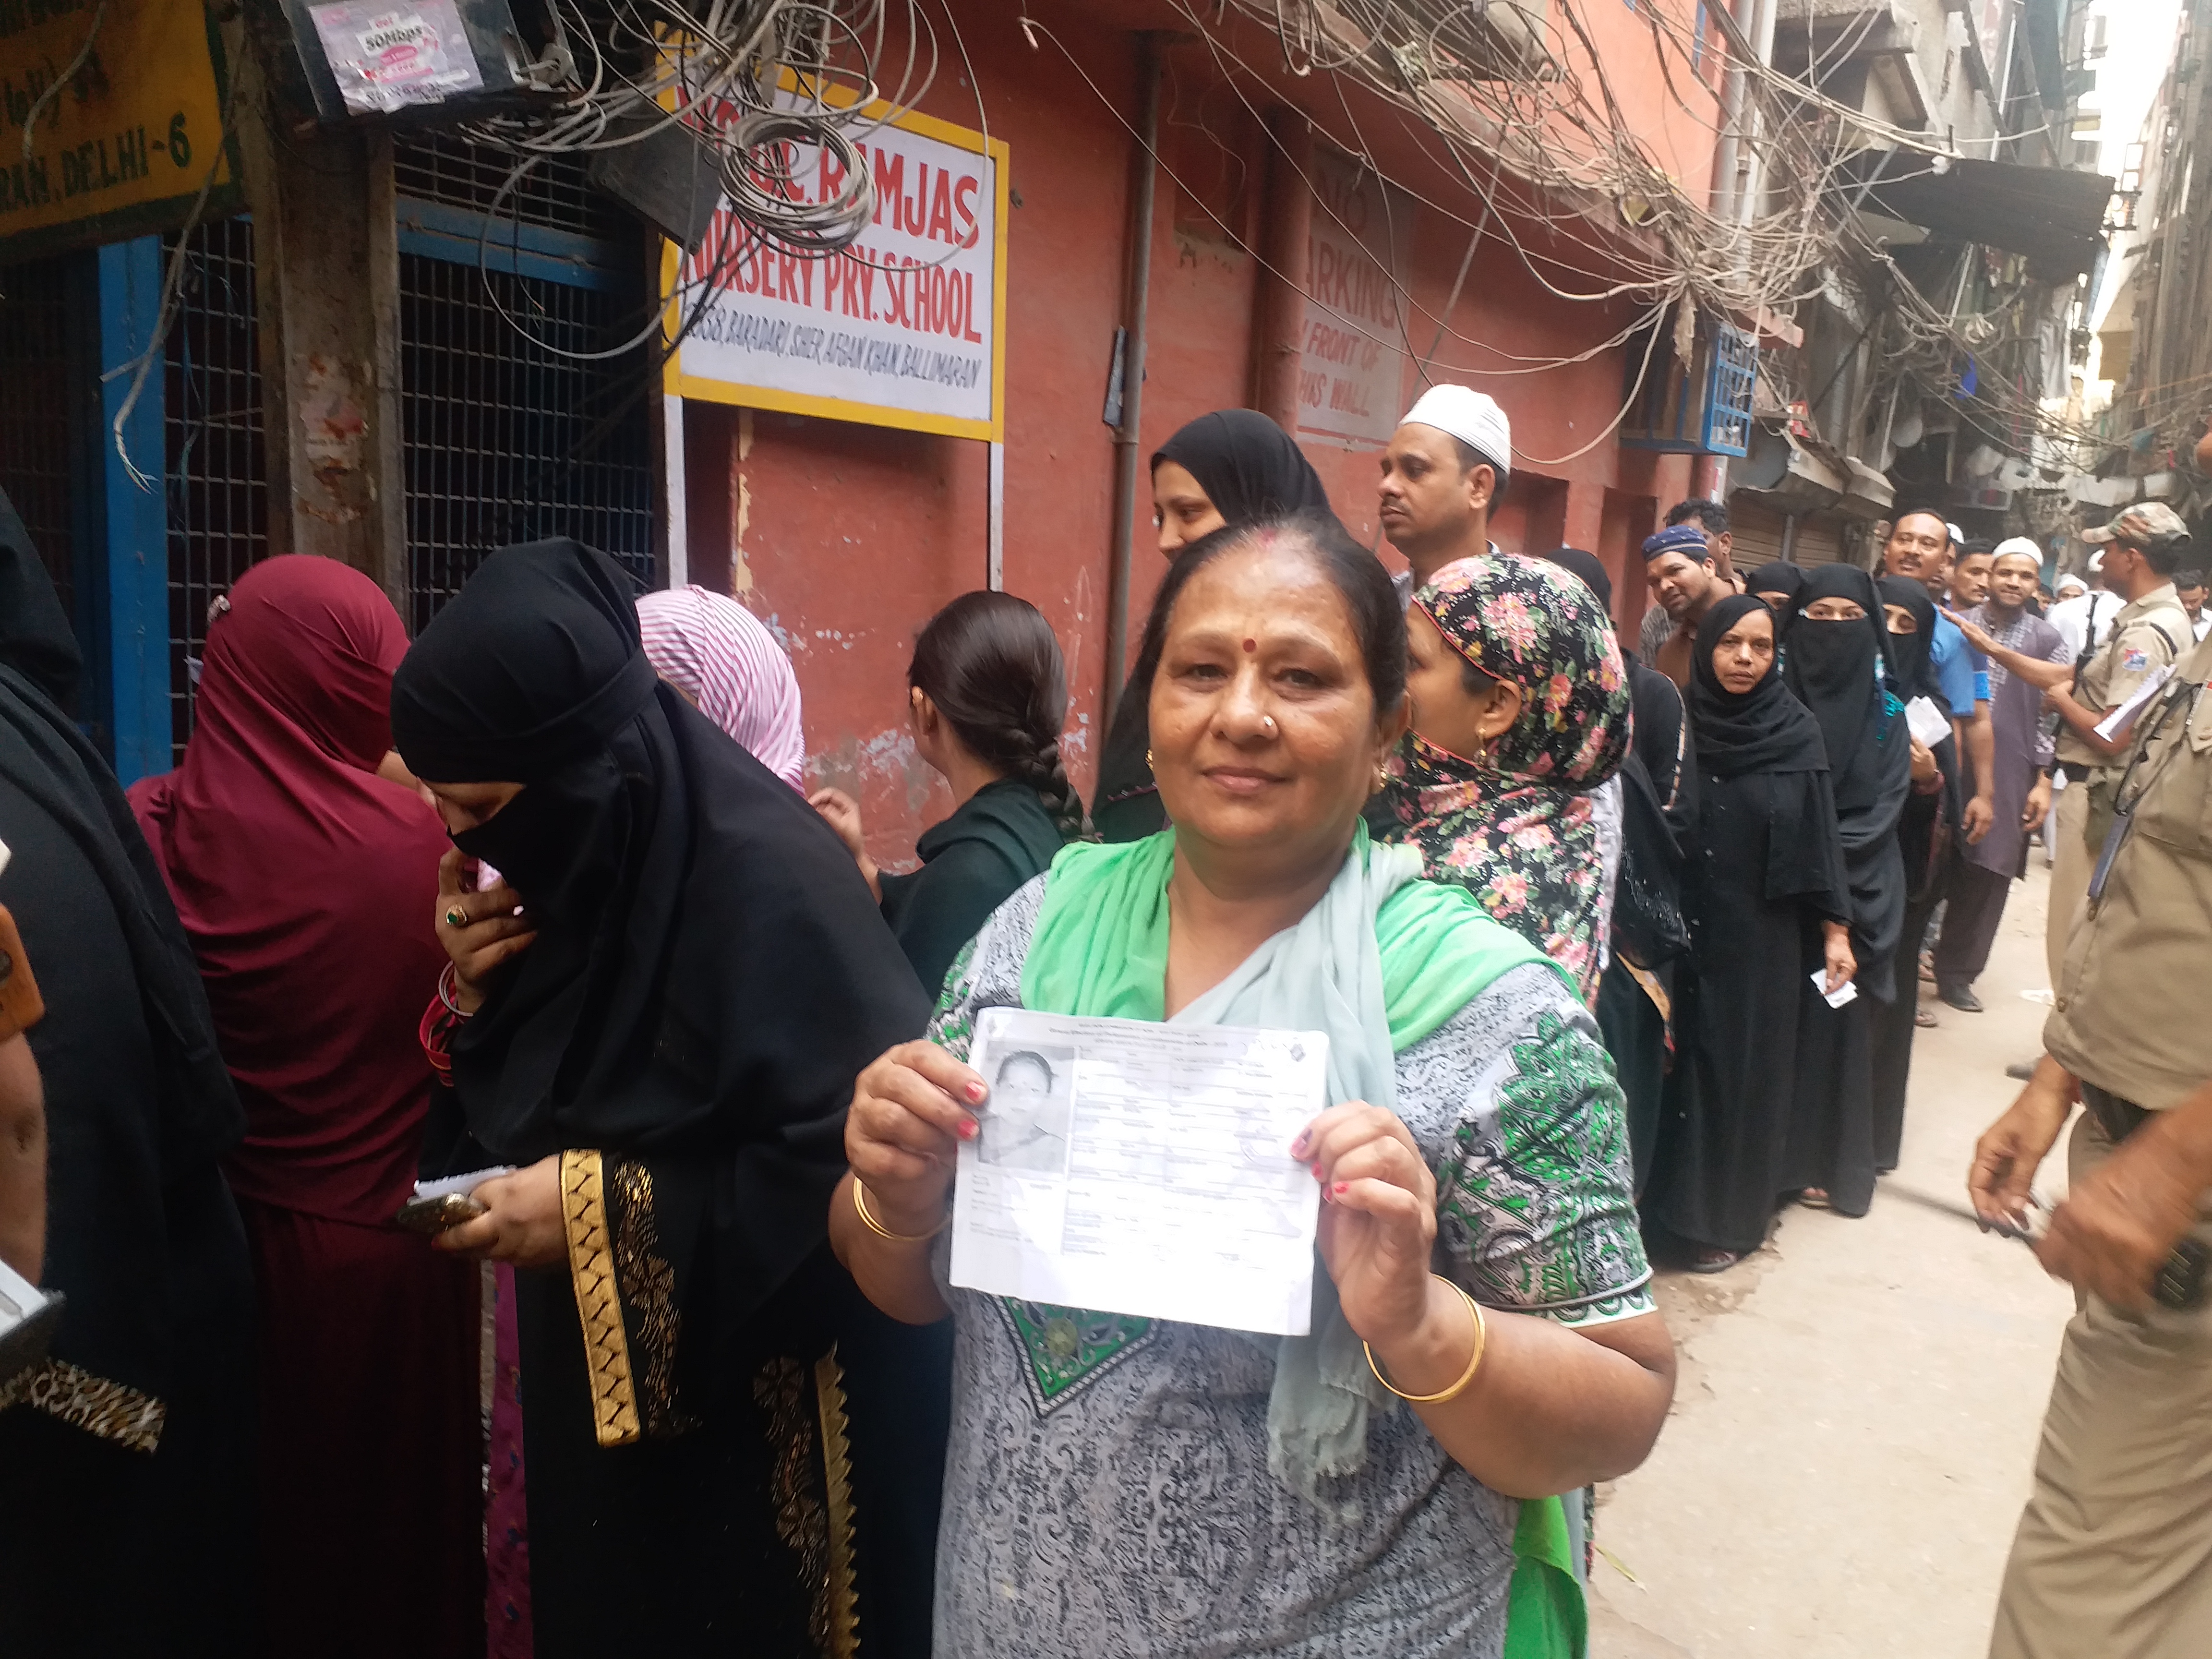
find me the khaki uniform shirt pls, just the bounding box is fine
[2046,630,2212,1109]
[2053,582,2191,777]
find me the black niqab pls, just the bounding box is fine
[391,537,659,784]
[1688,594,1828,779]
[391,541,927,1309]
[1781,565,1893,813]
[1876,576,1937,699]
[1540,546,1613,613]
[0,515,253,1649]
[1743,562,1806,605]
[1150,409,1332,525]
[0,486,82,709]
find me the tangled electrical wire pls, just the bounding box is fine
[458,0,946,253]
[1171,0,2104,464]
[437,0,984,365]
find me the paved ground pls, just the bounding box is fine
[1590,861,2079,1659]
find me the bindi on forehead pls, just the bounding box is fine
[1243,638,1256,652]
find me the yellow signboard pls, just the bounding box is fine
[0,0,237,259]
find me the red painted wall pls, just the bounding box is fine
[687,0,1710,868]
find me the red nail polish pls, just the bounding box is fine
[959,1118,978,1140]
[1333,1181,1349,1197]
[1310,1161,1323,1178]
[966,1082,986,1103]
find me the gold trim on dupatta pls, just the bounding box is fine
[813,1348,860,1659]
[560,1148,640,1447]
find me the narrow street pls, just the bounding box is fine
[1592,862,2079,1658]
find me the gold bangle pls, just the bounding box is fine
[1364,1277,1488,1405]
[851,1177,948,1244]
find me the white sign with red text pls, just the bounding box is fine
[1297,149,1410,448]
[668,98,1006,442]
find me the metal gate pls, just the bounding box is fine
[0,256,80,617]
[163,216,268,762]
[395,133,656,635]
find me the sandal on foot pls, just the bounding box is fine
[1690,1248,1741,1274]
[1799,1188,1832,1209]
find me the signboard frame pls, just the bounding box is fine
[1294,143,1410,451]
[0,0,244,264]
[661,88,1009,444]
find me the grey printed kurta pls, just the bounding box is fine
[924,873,1655,1658]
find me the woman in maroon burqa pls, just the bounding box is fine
[130,555,483,1658]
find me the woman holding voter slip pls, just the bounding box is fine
[1644,596,1853,1273]
[1775,567,1911,1218]
[837,514,1672,1657]
[390,539,938,1659]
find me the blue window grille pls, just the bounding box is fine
[393,133,656,633]
[1704,321,1755,454]
[165,216,268,764]
[1620,314,1755,457]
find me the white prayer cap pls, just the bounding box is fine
[1991,536,2043,564]
[1946,522,1966,548]
[2056,573,2087,595]
[1398,385,1511,480]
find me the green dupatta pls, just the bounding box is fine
[1015,826,1586,1658]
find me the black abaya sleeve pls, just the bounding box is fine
[1835,717,1912,856]
[1761,769,1851,925]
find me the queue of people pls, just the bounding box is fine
[0,379,2203,1659]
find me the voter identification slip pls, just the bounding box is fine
[949,1009,1329,1335]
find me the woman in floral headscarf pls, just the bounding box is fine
[1378,555,1635,998]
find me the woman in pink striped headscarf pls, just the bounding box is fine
[635,584,807,788]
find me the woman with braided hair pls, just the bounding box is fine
[811,589,1084,1000]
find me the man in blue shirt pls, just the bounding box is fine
[1884,509,1996,845]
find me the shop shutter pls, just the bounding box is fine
[1729,498,1785,566]
[1726,499,1845,569]
[1792,517,1845,567]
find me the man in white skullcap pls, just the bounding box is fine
[1378,385,1511,597]
[1931,537,2068,1013]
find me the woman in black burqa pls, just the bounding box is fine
[1093,409,1336,840]
[1867,575,1957,1172]
[0,490,255,1654]
[390,538,937,1658]
[1647,595,1851,1270]
[1777,565,1911,1217]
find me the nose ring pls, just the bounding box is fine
[1262,715,1278,735]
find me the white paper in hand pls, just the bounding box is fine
[950,1008,1328,1335]
[1904,696,1952,750]
[412,1166,517,1202]
[2093,663,2175,743]
[1809,968,1859,1010]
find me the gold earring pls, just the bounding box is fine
[1375,761,1390,790]
[1145,748,1154,767]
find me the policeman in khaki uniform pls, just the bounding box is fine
[1972,572,2212,1659]
[2042,504,2195,988]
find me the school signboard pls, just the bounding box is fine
[666,91,1008,444]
